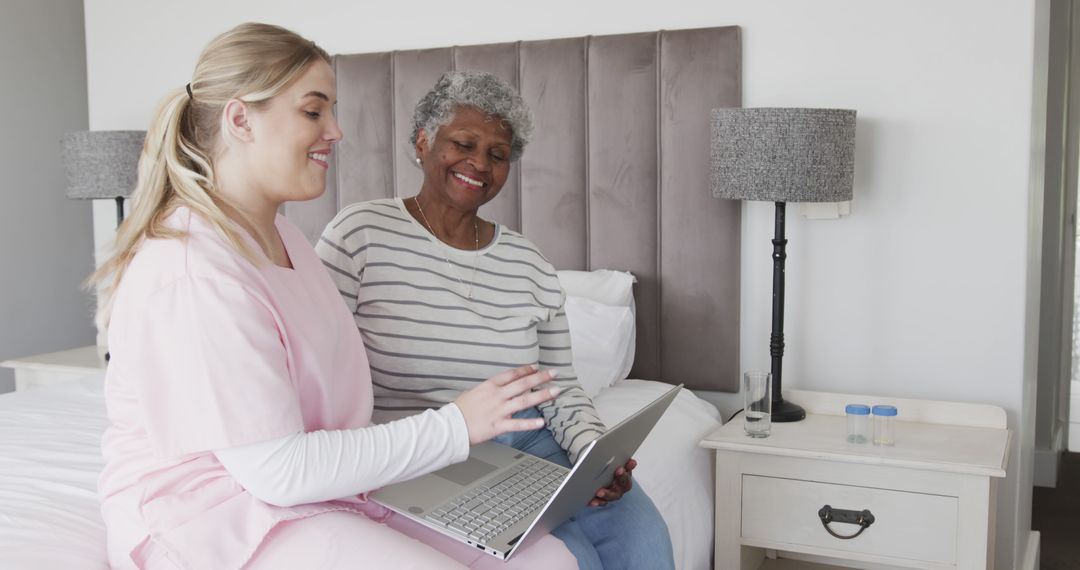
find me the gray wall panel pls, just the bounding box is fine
[334,52,395,207]
[658,27,741,389]
[519,38,588,270]
[587,32,661,380]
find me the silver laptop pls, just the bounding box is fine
[371,384,682,560]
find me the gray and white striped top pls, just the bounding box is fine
[316,198,605,462]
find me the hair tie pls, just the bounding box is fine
[185,83,193,100]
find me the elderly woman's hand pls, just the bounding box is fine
[588,458,637,507]
[454,366,560,445]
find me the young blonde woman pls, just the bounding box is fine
[93,23,575,569]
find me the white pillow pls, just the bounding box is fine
[557,269,635,307]
[557,270,636,398]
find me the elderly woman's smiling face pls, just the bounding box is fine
[416,106,513,213]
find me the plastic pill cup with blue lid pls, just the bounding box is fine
[845,404,872,444]
[872,404,898,446]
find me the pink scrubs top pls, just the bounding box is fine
[98,208,374,569]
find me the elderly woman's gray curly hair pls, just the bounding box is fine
[410,70,533,161]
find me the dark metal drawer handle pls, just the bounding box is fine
[818,505,875,540]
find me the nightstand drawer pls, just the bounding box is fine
[742,474,958,565]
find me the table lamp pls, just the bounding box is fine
[62,130,145,227]
[710,108,856,422]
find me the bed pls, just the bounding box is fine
[0,25,741,570]
[0,373,721,569]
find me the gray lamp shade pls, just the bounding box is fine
[61,130,145,199]
[710,108,856,202]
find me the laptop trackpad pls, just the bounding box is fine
[433,456,498,486]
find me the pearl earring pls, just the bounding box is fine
[415,157,422,166]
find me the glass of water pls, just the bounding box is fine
[743,371,772,438]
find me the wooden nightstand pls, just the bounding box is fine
[1,345,106,391]
[700,389,1009,569]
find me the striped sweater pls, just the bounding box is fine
[315,198,605,462]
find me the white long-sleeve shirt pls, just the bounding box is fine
[216,404,469,507]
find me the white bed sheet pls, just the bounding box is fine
[0,374,109,569]
[0,375,719,570]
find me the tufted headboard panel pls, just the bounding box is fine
[284,26,742,392]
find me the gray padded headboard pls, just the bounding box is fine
[284,26,742,392]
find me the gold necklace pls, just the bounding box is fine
[413,196,480,299]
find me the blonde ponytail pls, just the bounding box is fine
[88,22,330,330]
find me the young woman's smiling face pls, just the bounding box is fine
[244,59,342,204]
[415,106,513,213]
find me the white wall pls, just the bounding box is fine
[0,0,96,392]
[82,0,1047,566]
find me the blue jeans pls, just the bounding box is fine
[493,408,675,570]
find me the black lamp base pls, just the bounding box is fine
[772,398,806,422]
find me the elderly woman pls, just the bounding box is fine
[317,71,674,570]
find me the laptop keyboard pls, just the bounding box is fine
[424,457,566,545]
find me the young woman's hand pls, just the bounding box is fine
[454,365,560,445]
